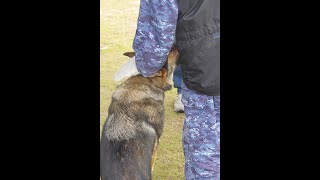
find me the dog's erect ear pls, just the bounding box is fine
[168,45,179,65]
[123,52,135,58]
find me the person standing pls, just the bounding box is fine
[173,65,184,113]
[133,0,220,179]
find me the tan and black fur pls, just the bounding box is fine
[100,47,178,180]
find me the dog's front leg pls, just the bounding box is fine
[151,138,159,173]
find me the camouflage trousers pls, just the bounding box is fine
[181,83,220,180]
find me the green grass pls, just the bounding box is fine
[100,0,185,179]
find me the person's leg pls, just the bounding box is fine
[181,84,220,179]
[173,65,182,91]
[173,66,184,112]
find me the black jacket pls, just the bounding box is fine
[176,0,220,96]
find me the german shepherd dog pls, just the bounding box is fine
[100,46,179,180]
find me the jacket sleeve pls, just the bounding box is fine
[133,0,178,77]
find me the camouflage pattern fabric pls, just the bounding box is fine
[133,1,220,179]
[133,0,178,77]
[181,82,220,180]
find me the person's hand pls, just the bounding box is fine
[113,56,140,82]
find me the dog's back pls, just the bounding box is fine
[100,75,166,180]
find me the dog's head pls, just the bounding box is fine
[123,45,179,91]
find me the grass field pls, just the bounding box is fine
[100,0,185,179]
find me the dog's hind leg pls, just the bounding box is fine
[151,139,158,173]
